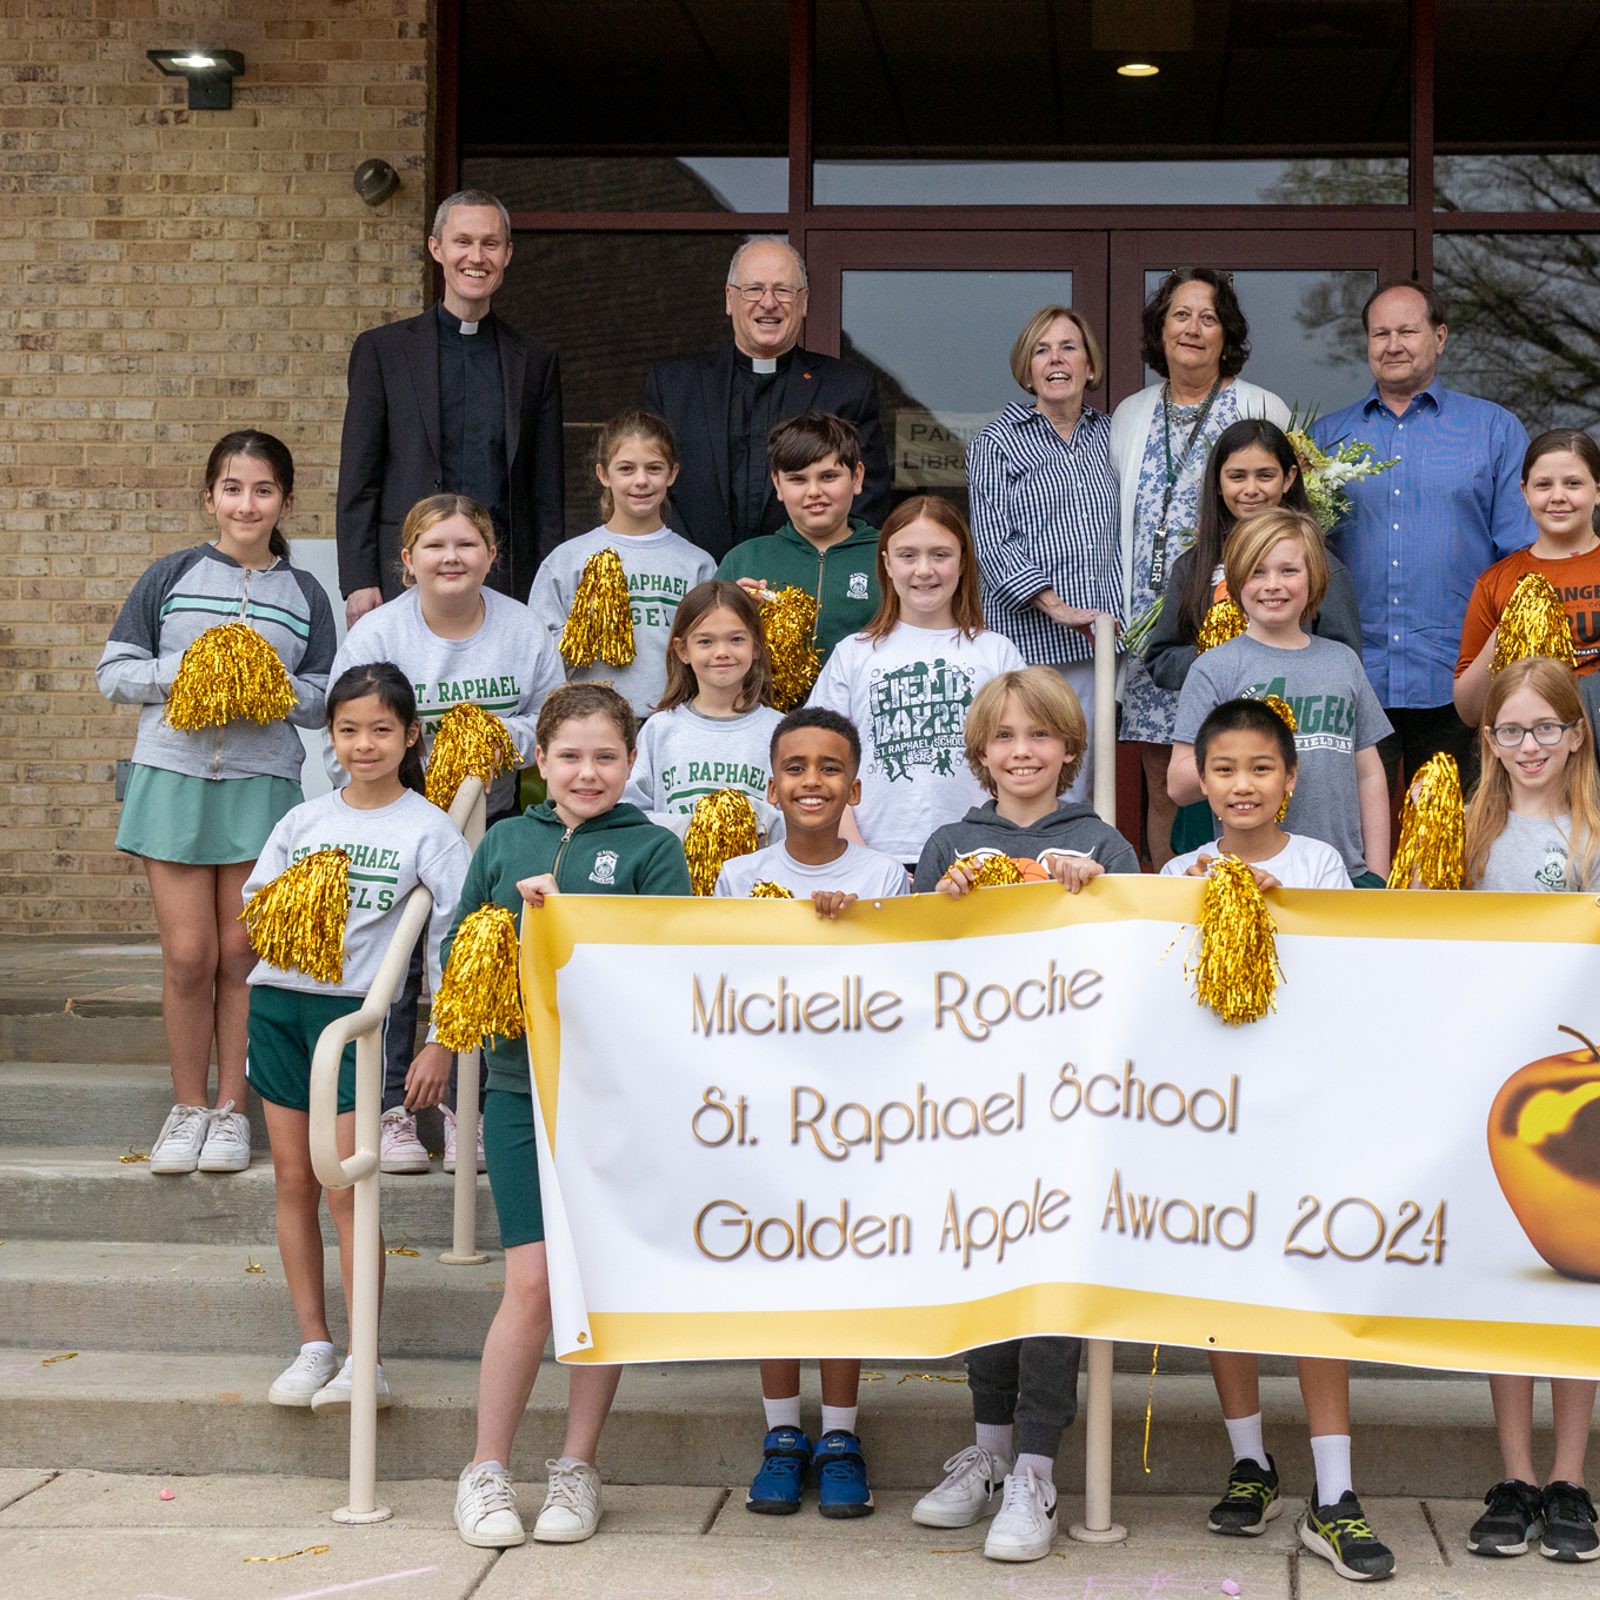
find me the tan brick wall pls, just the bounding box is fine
[0,0,435,932]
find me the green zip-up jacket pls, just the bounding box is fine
[442,799,691,1094]
[714,517,882,665]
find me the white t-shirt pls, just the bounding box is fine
[807,622,1025,862]
[714,840,910,900]
[1161,831,1351,889]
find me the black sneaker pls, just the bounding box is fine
[1299,1489,1396,1581]
[1208,1455,1282,1536]
[1540,1481,1600,1562]
[1467,1478,1542,1556]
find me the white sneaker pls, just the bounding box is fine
[984,1467,1057,1562]
[532,1458,602,1543]
[267,1344,339,1407]
[150,1103,211,1174]
[455,1461,525,1548]
[442,1106,486,1174]
[911,1445,1012,1528]
[379,1107,430,1174]
[310,1354,392,1414]
[197,1100,251,1172]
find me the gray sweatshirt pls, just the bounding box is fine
[97,544,336,782]
[622,701,786,842]
[913,798,1139,892]
[325,587,563,814]
[526,525,716,716]
[243,787,471,1000]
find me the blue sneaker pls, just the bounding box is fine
[814,1429,875,1519]
[746,1428,811,1514]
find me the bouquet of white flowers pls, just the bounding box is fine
[1287,427,1398,532]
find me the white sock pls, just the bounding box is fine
[1224,1411,1267,1466]
[820,1404,858,1437]
[556,1455,589,1471]
[1310,1434,1353,1503]
[1014,1452,1056,1500]
[474,1459,508,1475]
[976,1422,1014,1462]
[763,1394,802,1430]
[300,1340,334,1356]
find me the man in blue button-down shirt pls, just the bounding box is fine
[1311,282,1534,794]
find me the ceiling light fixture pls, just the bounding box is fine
[146,48,245,111]
[1117,62,1161,77]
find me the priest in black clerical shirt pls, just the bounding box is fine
[645,238,889,563]
[335,190,563,628]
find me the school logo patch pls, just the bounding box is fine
[847,571,870,600]
[589,849,618,886]
[1535,848,1568,890]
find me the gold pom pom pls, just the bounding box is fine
[748,880,794,898]
[1196,599,1248,654]
[1260,694,1298,732]
[1387,752,1465,890]
[164,623,298,732]
[950,851,1025,888]
[239,848,349,985]
[1185,854,1282,1026]
[433,903,524,1053]
[425,703,523,812]
[559,547,636,668]
[755,585,823,711]
[1491,573,1578,673]
[683,788,761,897]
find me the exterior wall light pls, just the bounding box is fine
[147,49,246,111]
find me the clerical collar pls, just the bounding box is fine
[437,302,492,336]
[733,348,793,377]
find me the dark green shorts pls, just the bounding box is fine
[484,1087,545,1247]
[1350,870,1386,888]
[246,984,362,1113]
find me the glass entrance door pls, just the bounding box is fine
[805,232,1109,520]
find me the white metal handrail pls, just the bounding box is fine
[308,775,486,1525]
[1071,615,1128,1544]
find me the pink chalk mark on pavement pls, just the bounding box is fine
[137,1567,441,1600]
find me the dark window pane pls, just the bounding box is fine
[461,2,787,213]
[493,233,750,538]
[814,0,1408,206]
[1432,235,1600,436]
[840,270,1075,513]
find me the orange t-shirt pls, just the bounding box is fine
[1455,545,1600,678]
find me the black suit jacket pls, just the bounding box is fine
[644,344,889,563]
[336,308,564,601]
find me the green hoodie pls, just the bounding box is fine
[442,799,691,1094]
[715,517,882,665]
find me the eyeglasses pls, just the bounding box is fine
[730,282,801,303]
[1487,719,1578,749]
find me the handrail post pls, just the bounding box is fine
[440,785,490,1267]
[1072,613,1127,1544]
[333,1025,391,1526]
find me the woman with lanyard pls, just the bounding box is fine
[1110,269,1288,866]
[967,304,1121,802]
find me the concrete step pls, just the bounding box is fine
[0,1007,168,1066]
[0,1060,456,1153]
[0,1240,501,1361]
[0,1349,1520,1495]
[0,1147,499,1249]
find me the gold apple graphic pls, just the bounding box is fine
[1488,1025,1600,1282]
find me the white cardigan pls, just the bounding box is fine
[1108,378,1290,624]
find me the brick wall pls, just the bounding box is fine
[0,0,435,933]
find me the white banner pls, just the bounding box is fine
[520,878,1600,1377]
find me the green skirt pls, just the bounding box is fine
[115,765,301,865]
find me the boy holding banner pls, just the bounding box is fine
[1163,697,1394,1582]
[910,667,1136,1563]
[716,705,907,1517]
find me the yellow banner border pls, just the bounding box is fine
[557,1281,1600,1377]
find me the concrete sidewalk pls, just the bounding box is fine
[0,1468,1563,1600]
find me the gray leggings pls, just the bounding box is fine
[965,1336,1083,1462]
